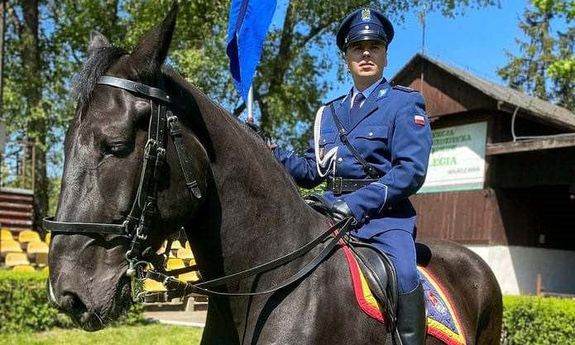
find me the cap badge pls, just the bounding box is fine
[361,8,371,22]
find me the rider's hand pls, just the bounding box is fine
[330,200,358,225]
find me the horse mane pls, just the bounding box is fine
[161,68,269,151]
[161,68,305,198]
[73,47,128,109]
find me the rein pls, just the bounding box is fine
[43,76,354,301]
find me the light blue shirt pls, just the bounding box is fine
[350,76,385,109]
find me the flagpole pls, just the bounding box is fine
[247,85,254,124]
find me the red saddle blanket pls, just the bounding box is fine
[341,245,467,345]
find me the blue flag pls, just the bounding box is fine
[227,0,277,102]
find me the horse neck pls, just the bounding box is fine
[176,84,329,275]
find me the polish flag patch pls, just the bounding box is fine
[414,115,426,126]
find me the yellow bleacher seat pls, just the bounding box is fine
[27,241,49,256]
[170,240,183,250]
[143,279,166,292]
[176,247,194,262]
[18,230,41,245]
[42,266,49,273]
[1,240,23,257]
[5,252,30,267]
[166,258,185,270]
[1,229,14,241]
[11,265,36,273]
[34,252,49,267]
[179,271,199,282]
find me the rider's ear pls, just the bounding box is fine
[87,31,111,57]
[129,3,178,80]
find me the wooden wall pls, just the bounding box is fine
[412,186,575,251]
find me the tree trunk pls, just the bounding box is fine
[21,0,47,231]
[1,0,6,163]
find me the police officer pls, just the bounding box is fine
[272,8,431,345]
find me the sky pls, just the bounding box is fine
[274,1,533,102]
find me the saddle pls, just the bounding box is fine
[305,194,400,328]
[306,194,468,345]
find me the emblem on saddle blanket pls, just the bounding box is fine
[341,246,466,345]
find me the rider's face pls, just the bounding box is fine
[345,40,387,90]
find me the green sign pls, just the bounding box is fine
[419,122,487,193]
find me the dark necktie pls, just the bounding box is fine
[351,93,365,116]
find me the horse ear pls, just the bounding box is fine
[129,3,178,78]
[88,31,111,57]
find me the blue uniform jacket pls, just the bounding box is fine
[273,79,432,239]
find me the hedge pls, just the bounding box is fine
[502,295,575,345]
[3,270,575,341]
[0,270,144,333]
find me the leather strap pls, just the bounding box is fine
[168,114,202,199]
[329,103,380,179]
[43,216,127,235]
[98,76,171,103]
[326,178,378,195]
[146,218,353,298]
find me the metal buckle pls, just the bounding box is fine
[333,177,343,195]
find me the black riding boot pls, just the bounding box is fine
[396,282,426,345]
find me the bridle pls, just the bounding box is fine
[44,75,204,297]
[43,75,353,302]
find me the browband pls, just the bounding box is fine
[97,76,171,103]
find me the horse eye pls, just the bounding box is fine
[106,143,132,157]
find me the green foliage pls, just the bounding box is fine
[0,324,203,345]
[1,0,499,214]
[498,0,575,111]
[253,0,499,153]
[0,270,145,333]
[502,295,575,345]
[0,270,74,332]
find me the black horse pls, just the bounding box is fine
[46,6,502,344]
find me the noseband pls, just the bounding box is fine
[44,76,354,301]
[43,75,203,280]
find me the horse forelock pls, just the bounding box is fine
[73,46,128,109]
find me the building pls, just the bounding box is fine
[392,54,575,295]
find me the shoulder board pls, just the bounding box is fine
[392,85,417,93]
[324,95,346,106]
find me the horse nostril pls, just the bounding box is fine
[60,292,87,317]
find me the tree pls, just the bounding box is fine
[4,0,48,230]
[498,0,574,111]
[2,0,123,227]
[1,0,497,226]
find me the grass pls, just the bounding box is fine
[0,324,203,345]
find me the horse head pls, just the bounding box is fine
[46,5,209,330]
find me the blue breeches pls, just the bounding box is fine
[361,229,419,294]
